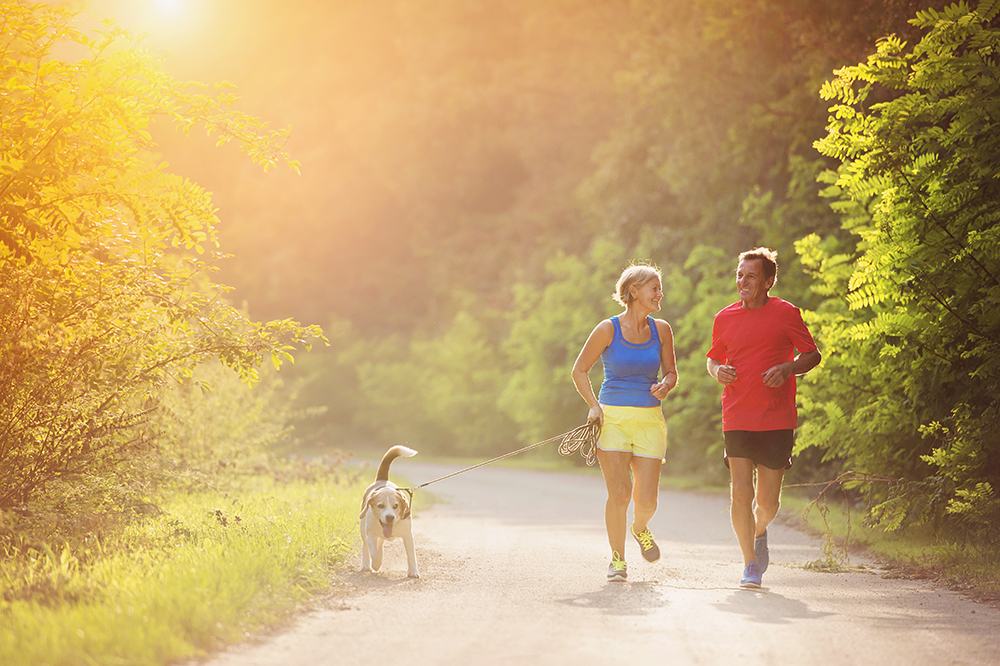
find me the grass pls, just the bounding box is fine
[782,488,1000,599]
[0,475,365,666]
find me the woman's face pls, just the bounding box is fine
[630,277,662,312]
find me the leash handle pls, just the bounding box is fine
[557,421,600,467]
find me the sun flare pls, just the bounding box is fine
[153,0,187,19]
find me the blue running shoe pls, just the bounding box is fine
[740,561,762,588]
[754,530,769,574]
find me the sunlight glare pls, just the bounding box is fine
[153,0,187,19]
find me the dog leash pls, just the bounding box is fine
[402,421,601,492]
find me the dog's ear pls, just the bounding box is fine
[359,487,376,521]
[396,489,411,519]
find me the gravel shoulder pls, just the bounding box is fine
[195,462,1000,666]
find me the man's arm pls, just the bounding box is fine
[707,357,737,386]
[761,349,821,388]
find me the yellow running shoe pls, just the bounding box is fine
[630,523,661,563]
[607,550,627,582]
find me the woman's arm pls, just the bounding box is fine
[572,320,613,424]
[650,319,677,400]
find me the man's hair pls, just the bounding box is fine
[613,262,661,307]
[738,247,778,281]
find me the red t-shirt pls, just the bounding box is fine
[706,297,817,432]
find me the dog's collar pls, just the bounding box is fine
[401,487,413,519]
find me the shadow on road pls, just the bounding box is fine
[555,581,669,616]
[714,589,834,624]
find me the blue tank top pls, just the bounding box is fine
[598,316,662,407]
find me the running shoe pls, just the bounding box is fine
[740,561,762,588]
[630,523,661,563]
[608,551,627,582]
[754,529,769,574]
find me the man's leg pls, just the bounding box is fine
[728,457,757,566]
[754,464,785,537]
[597,448,633,556]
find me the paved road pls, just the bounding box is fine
[200,462,1000,666]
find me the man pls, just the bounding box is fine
[706,248,821,588]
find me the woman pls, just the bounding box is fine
[572,263,678,582]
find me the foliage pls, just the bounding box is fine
[658,245,736,478]
[0,475,363,666]
[185,0,633,331]
[499,241,628,446]
[563,0,904,476]
[345,300,519,455]
[809,0,1000,534]
[150,362,329,493]
[115,0,991,513]
[283,0,946,471]
[795,233,931,480]
[0,2,324,509]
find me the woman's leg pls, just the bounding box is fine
[630,456,662,533]
[597,448,633,555]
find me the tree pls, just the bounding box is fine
[0,2,323,508]
[657,245,737,479]
[344,301,518,455]
[499,242,628,446]
[807,0,1000,534]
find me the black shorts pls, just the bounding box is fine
[723,430,794,470]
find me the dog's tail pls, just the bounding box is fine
[376,445,418,481]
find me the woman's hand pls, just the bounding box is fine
[587,404,604,426]
[649,381,672,400]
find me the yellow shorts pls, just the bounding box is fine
[598,404,668,459]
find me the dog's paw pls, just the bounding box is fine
[407,571,421,579]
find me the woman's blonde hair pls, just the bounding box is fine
[613,263,662,307]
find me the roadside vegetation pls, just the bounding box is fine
[0,4,351,665]
[0,469,363,666]
[783,485,1000,605]
[0,355,365,666]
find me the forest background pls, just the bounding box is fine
[134,0,998,540]
[5,0,1000,553]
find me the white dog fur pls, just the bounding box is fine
[359,445,419,578]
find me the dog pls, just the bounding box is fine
[359,445,419,578]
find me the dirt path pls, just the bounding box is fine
[198,462,1000,666]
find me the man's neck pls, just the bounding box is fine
[741,295,770,310]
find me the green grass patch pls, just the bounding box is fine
[782,489,1000,594]
[0,476,365,666]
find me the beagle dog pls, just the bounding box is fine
[359,445,419,578]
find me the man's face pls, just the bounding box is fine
[736,258,773,308]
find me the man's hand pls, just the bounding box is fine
[714,364,737,386]
[761,362,792,388]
